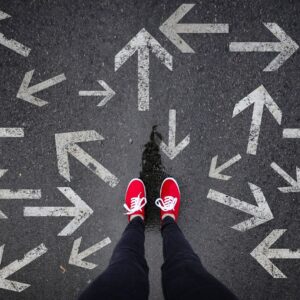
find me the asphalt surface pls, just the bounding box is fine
[0,0,299,299]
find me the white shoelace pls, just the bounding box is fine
[124,193,147,215]
[155,196,177,211]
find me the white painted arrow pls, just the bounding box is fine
[233,85,282,155]
[55,130,119,187]
[230,23,299,71]
[17,70,66,107]
[158,109,190,160]
[251,229,300,278]
[283,128,300,139]
[0,243,47,292]
[69,237,111,269]
[79,80,116,107]
[207,183,273,231]
[24,187,93,236]
[271,162,300,193]
[115,28,173,111]
[159,4,229,53]
[0,10,31,57]
[209,154,241,181]
[0,128,24,137]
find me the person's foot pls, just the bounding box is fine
[155,177,180,222]
[123,178,147,222]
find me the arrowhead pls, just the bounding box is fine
[0,10,11,21]
[69,237,111,269]
[159,135,190,160]
[97,80,116,107]
[278,166,300,193]
[263,23,299,72]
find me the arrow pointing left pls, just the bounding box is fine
[55,130,119,187]
[0,243,47,292]
[233,85,282,155]
[24,187,93,236]
[69,237,111,269]
[17,70,66,107]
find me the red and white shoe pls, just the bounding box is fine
[155,177,180,222]
[123,178,147,222]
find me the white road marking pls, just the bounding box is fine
[17,70,66,106]
[283,128,300,138]
[0,243,47,292]
[24,187,93,236]
[158,109,190,160]
[55,130,119,187]
[159,4,229,53]
[230,23,299,71]
[115,28,173,111]
[207,183,273,231]
[69,237,111,269]
[233,85,282,155]
[79,80,116,107]
[0,128,24,137]
[271,162,300,193]
[251,229,300,278]
[209,154,241,181]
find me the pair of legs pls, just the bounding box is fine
[78,178,238,300]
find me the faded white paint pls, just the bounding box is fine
[17,70,66,106]
[233,85,282,155]
[115,28,173,111]
[0,128,24,137]
[55,130,119,187]
[69,237,111,269]
[209,154,241,181]
[24,187,93,236]
[160,4,229,53]
[251,229,300,278]
[0,243,47,292]
[207,183,273,231]
[159,109,190,160]
[229,23,299,71]
[283,128,300,138]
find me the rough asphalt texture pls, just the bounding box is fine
[0,0,299,299]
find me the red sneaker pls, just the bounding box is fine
[155,177,180,221]
[123,178,147,221]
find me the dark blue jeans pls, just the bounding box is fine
[78,217,238,300]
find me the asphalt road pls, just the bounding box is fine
[0,0,299,299]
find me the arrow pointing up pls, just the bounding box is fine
[17,70,66,107]
[79,80,116,107]
[251,229,300,278]
[0,243,47,292]
[159,4,229,53]
[207,183,273,231]
[209,154,242,181]
[158,109,190,160]
[55,130,119,187]
[69,236,111,269]
[115,28,173,111]
[233,85,282,155]
[24,187,93,236]
[229,23,299,71]
[271,162,300,193]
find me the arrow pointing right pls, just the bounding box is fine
[251,229,300,278]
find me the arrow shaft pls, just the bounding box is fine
[79,237,111,259]
[229,42,282,52]
[24,207,77,217]
[28,74,66,94]
[176,23,229,34]
[271,162,297,185]
[0,128,24,137]
[267,249,300,259]
[216,154,242,173]
[0,33,31,57]
[78,91,107,96]
[168,109,176,148]
[0,189,41,199]
[283,128,300,138]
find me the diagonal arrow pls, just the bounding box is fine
[271,162,300,193]
[251,229,300,278]
[115,28,173,111]
[0,243,47,292]
[207,183,273,231]
[24,187,93,236]
[159,4,229,53]
[158,109,190,160]
[78,80,116,107]
[229,23,299,71]
[0,10,31,57]
[69,236,111,269]
[209,154,242,181]
[232,85,282,155]
[17,70,66,107]
[55,130,119,187]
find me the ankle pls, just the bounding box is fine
[130,214,144,222]
[162,213,175,221]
